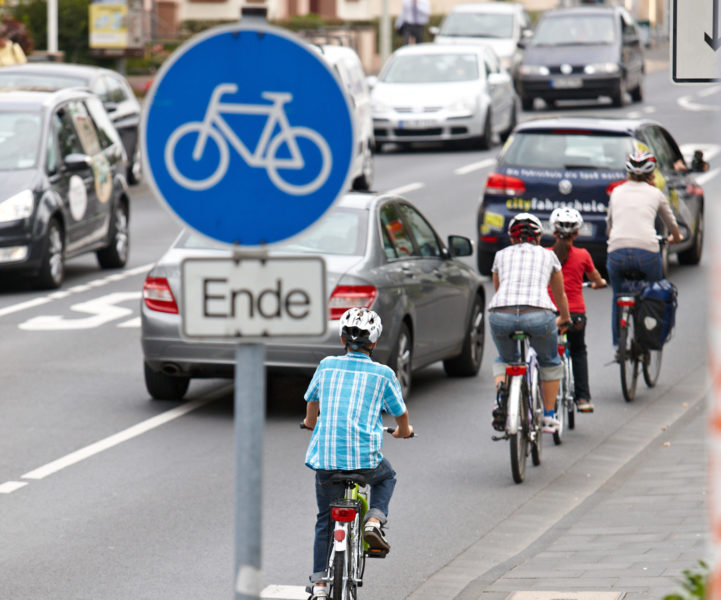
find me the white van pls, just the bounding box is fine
[316,44,374,191]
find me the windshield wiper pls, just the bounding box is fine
[563,164,597,170]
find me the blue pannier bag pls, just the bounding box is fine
[635,279,678,350]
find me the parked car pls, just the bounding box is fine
[315,44,375,191]
[0,89,130,288]
[0,63,142,184]
[142,192,486,401]
[369,43,519,151]
[516,5,644,110]
[476,117,705,275]
[431,2,532,80]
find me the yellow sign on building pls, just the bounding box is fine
[89,1,129,50]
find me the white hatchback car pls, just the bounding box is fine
[369,43,519,151]
[316,44,375,190]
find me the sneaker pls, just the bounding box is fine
[576,399,595,413]
[542,415,560,434]
[364,521,391,552]
[310,586,328,599]
[492,403,507,432]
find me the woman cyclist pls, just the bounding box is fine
[488,213,572,434]
[606,151,682,350]
[547,207,606,414]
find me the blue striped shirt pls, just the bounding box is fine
[304,352,407,470]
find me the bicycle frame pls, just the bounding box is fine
[505,335,539,437]
[194,84,303,168]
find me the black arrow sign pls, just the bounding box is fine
[705,0,721,50]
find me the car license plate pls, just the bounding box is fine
[551,77,583,89]
[399,119,437,129]
[541,221,593,237]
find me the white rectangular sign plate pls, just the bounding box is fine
[181,256,327,339]
[672,0,721,83]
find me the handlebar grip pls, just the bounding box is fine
[384,426,416,438]
[299,422,311,430]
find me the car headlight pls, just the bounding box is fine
[520,65,550,76]
[584,63,620,74]
[448,97,476,114]
[0,189,34,223]
[500,56,513,71]
[371,99,392,114]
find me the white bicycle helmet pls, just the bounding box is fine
[338,307,383,346]
[508,212,543,241]
[550,207,583,238]
[625,151,656,175]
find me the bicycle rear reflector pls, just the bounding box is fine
[506,365,527,376]
[334,530,346,542]
[557,345,565,357]
[617,298,636,307]
[331,507,357,522]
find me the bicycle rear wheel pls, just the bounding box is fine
[509,378,528,484]
[567,355,576,430]
[553,359,567,445]
[618,322,639,402]
[332,550,346,600]
[643,348,663,387]
[529,367,543,466]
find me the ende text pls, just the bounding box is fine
[201,278,311,320]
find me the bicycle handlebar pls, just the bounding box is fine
[300,423,416,438]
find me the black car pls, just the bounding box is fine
[517,5,644,109]
[0,89,130,288]
[476,117,705,275]
[0,63,142,184]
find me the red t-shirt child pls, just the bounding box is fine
[546,245,595,313]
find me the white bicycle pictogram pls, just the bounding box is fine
[164,83,333,195]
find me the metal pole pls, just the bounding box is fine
[380,0,391,66]
[234,343,266,600]
[47,0,58,54]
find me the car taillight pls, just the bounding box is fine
[687,183,704,196]
[557,345,566,357]
[331,507,357,522]
[605,179,626,195]
[143,277,179,314]
[328,285,378,320]
[506,365,527,376]
[481,236,499,243]
[484,173,526,195]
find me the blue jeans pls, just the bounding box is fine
[311,457,397,579]
[488,309,562,381]
[606,248,663,345]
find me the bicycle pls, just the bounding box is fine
[615,269,664,402]
[553,328,575,445]
[165,83,331,195]
[492,330,544,484]
[301,425,413,600]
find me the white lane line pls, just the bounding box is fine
[643,105,656,113]
[0,263,153,320]
[625,110,642,118]
[696,168,720,186]
[386,182,425,196]
[454,158,495,175]
[699,85,720,97]
[0,481,28,494]
[678,95,721,111]
[261,585,308,599]
[21,389,231,481]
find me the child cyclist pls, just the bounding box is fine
[547,207,607,413]
[302,307,414,599]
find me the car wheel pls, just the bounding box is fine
[97,200,129,269]
[479,111,493,150]
[678,210,704,265]
[630,80,643,103]
[500,102,517,142]
[36,218,64,289]
[374,141,384,154]
[521,95,534,111]
[352,142,374,191]
[477,248,494,276]
[611,77,626,107]
[144,362,190,401]
[443,295,484,377]
[388,323,412,400]
[127,145,142,185]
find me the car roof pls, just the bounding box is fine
[541,6,622,18]
[0,62,116,81]
[514,116,657,135]
[391,42,487,56]
[316,44,361,62]
[0,87,93,110]
[448,2,522,14]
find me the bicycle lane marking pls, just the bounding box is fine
[260,585,308,598]
[0,384,233,495]
[0,263,152,320]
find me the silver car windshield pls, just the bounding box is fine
[382,53,479,83]
[531,15,615,46]
[439,13,514,38]
[180,208,368,256]
[0,111,42,170]
[0,73,87,91]
[502,132,634,170]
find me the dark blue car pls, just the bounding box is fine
[476,117,705,274]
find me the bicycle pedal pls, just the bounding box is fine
[366,548,389,558]
[491,434,508,441]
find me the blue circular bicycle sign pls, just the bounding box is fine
[141,23,355,246]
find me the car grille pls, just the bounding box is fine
[394,127,444,137]
[394,106,443,113]
[549,65,585,74]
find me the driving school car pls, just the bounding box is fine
[476,117,705,275]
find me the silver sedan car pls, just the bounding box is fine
[141,192,486,401]
[369,43,519,151]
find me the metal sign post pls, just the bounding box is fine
[140,18,354,599]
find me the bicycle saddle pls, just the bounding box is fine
[328,472,368,486]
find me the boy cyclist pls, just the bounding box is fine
[302,307,414,599]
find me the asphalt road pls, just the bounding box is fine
[0,65,717,600]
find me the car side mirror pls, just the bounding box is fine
[447,235,473,258]
[429,26,439,37]
[64,153,92,172]
[103,101,118,113]
[691,149,710,172]
[487,72,508,86]
[366,75,378,91]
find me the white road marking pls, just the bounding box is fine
[699,85,720,97]
[261,585,309,599]
[454,158,495,175]
[118,317,141,328]
[696,168,719,186]
[0,481,28,494]
[386,182,425,195]
[643,105,656,113]
[678,94,721,111]
[21,390,231,482]
[625,110,642,118]
[20,292,141,330]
